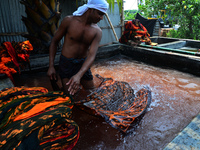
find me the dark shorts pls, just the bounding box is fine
[59,54,93,80]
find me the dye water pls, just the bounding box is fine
[14,55,200,150]
[73,55,200,150]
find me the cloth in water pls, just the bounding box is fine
[0,86,79,150]
[75,74,152,133]
[73,0,109,16]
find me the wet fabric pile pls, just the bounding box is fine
[75,75,152,133]
[135,13,157,36]
[0,41,33,85]
[0,87,79,150]
[119,19,152,45]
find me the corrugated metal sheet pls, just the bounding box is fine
[0,0,122,46]
[0,0,27,42]
[98,3,122,45]
[152,20,160,36]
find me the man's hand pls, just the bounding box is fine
[47,66,57,81]
[66,74,81,95]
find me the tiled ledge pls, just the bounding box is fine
[164,113,200,150]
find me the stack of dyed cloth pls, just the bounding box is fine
[119,19,157,46]
[0,87,79,150]
[75,74,152,133]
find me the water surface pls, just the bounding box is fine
[15,55,200,150]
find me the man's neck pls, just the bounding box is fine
[80,10,93,25]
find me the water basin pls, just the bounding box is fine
[147,37,200,55]
[15,54,200,150]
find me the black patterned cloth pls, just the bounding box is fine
[75,75,152,133]
[0,87,79,150]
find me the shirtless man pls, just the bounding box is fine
[47,0,108,95]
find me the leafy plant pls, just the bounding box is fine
[124,10,139,20]
[106,0,123,13]
[138,0,200,40]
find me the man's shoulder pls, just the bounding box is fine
[63,15,73,22]
[91,24,102,33]
[63,15,85,24]
[61,16,79,27]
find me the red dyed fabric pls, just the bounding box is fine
[0,41,33,84]
[119,20,151,44]
[0,62,17,83]
[3,42,20,72]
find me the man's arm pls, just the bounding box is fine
[67,27,102,95]
[47,17,69,80]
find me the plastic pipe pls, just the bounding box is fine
[138,44,200,56]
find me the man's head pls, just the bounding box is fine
[87,8,105,23]
[87,0,109,14]
[73,0,109,16]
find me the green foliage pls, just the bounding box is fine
[166,30,181,39]
[124,10,139,20]
[138,0,200,40]
[107,0,123,13]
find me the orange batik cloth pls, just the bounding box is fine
[75,74,152,133]
[0,87,79,150]
[119,19,152,45]
[0,41,33,84]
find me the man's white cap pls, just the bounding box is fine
[73,0,109,16]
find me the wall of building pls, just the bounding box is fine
[0,0,122,47]
[0,0,27,42]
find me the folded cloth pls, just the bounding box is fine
[0,87,79,150]
[73,0,109,16]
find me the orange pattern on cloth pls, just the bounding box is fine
[0,41,33,85]
[75,74,152,133]
[0,87,79,150]
[14,97,70,121]
[3,42,20,73]
[0,62,17,83]
[119,20,151,44]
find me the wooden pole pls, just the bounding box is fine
[105,13,119,41]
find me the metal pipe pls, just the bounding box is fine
[138,44,200,56]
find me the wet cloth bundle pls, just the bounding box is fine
[119,19,151,45]
[73,0,109,16]
[75,75,152,133]
[0,87,79,150]
[0,41,33,85]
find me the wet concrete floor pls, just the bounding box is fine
[15,55,200,150]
